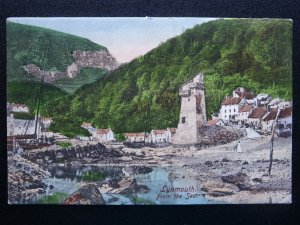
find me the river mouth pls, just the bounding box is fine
[31,165,221,205]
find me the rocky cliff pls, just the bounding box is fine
[23,50,119,83]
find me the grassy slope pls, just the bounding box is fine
[7,21,108,93]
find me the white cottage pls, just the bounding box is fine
[95,128,115,143]
[166,128,177,143]
[218,97,246,121]
[9,103,30,113]
[124,132,145,142]
[262,108,278,132]
[235,105,254,124]
[278,106,292,132]
[248,107,268,129]
[145,134,152,143]
[262,106,292,134]
[151,129,168,143]
[207,118,226,126]
[232,87,255,104]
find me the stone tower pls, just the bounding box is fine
[173,73,207,145]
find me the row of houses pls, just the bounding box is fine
[7,103,30,113]
[209,87,292,135]
[7,111,54,139]
[81,122,177,143]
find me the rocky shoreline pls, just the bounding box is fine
[8,154,50,204]
[8,135,292,204]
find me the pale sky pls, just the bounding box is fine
[8,17,216,63]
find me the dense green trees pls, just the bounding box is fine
[7,19,292,137]
[68,19,292,133]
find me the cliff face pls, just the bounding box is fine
[23,50,119,83]
[23,64,67,83]
[72,50,118,71]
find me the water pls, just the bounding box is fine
[35,165,220,205]
[134,167,213,204]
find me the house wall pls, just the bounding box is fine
[107,130,115,141]
[278,116,292,128]
[248,118,261,128]
[151,132,168,143]
[236,111,250,124]
[97,134,107,142]
[7,116,14,136]
[262,120,274,132]
[219,104,240,121]
[14,120,41,138]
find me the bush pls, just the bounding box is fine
[38,192,68,204]
[57,141,72,148]
[129,196,156,205]
[115,133,126,142]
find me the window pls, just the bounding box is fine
[225,115,226,118]
[182,117,186,124]
[225,110,226,113]
[234,109,236,112]
[229,109,231,113]
[188,98,190,101]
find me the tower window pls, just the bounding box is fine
[182,117,186,124]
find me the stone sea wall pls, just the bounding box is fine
[22,143,124,166]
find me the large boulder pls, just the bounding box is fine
[99,177,150,194]
[221,172,249,184]
[64,184,105,205]
[221,172,252,190]
[201,180,240,197]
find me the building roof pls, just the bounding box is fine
[222,97,242,105]
[239,105,252,113]
[279,106,292,118]
[207,118,220,125]
[248,107,267,119]
[124,132,145,137]
[235,91,255,99]
[96,129,111,134]
[167,128,177,133]
[263,109,277,121]
[9,103,28,109]
[152,129,166,135]
[263,106,292,121]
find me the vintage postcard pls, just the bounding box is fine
[7,17,292,205]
